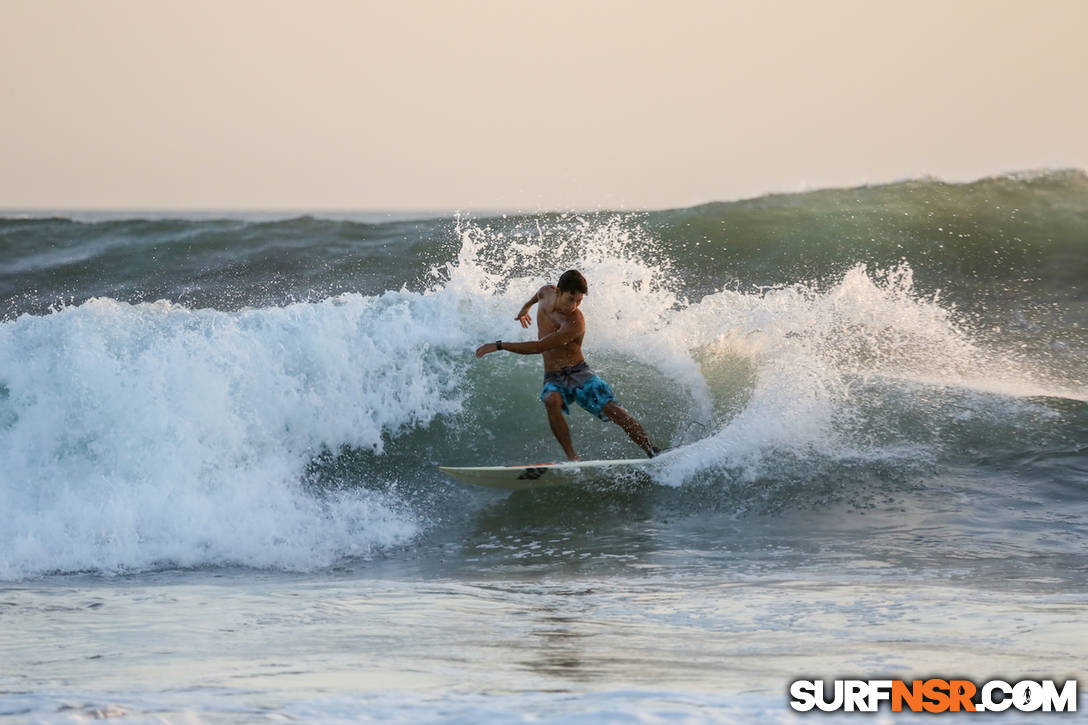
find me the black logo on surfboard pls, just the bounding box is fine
[517,467,549,480]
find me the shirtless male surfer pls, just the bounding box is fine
[474,269,659,461]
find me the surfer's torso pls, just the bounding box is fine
[536,285,585,372]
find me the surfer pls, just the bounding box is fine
[475,269,659,461]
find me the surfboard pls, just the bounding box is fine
[438,458,653,490]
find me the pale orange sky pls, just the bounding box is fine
[2,0,1086,210]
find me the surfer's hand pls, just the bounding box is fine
[516,310,532,328]
[475,342,497,358]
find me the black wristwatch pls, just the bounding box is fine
[496,340,503,350]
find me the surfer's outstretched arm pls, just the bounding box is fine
[475,316,583,357]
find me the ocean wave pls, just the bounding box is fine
[1,172,1085,578]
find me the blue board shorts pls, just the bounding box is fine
[540,361,616,420]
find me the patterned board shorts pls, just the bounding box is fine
[539,361,616,420]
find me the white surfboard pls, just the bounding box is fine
[438,458,654,490]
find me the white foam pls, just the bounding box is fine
[0,290,473,578]
[654,263,1076,485]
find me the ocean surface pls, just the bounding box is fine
[1,171,1086,722]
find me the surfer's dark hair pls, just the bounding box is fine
[557,270,588,295]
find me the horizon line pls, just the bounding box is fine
[2,167,1082,218]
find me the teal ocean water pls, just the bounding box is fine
[1,171,1086,722]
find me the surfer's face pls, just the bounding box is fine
[556,290,583,313]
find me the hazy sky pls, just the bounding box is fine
[2,0,1086,210]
